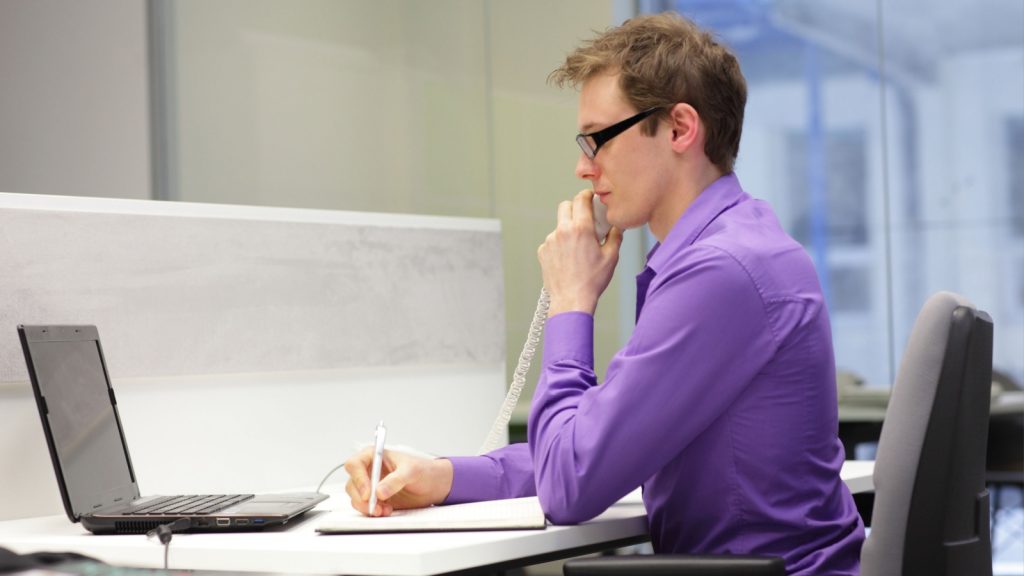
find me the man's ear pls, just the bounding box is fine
[668,103,701,154]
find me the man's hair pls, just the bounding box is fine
[550,12,747,173]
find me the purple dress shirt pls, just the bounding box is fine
[446,174,864,575]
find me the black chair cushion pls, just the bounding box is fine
[562,554,786,576]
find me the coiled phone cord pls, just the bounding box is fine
[477,197,609,454]
[478,287,550,454]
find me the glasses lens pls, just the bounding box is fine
[576,134,596,159]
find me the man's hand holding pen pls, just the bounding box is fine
[344,435,455,517]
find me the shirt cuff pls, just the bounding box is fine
[543,311,594,366]
[444,456,502,504]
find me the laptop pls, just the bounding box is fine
[17,324,328,534]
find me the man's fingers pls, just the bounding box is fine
[346,480,371,516]
[375,465,414,501]
[573,189,596,224]
[605,227,625,250]
[343,447,374,499]
[556,200,573,228]
[344,479,361,504]
[349,495,367,515]
[571,190,605,239]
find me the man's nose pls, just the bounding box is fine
[575,153,598,180]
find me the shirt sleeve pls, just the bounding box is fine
[442,442,536,504]
[527,245,779,524]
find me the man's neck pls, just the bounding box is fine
[649,162,725,242]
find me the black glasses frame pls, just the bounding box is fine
[576,107,663,159]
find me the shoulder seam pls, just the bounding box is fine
[698,244,784,349]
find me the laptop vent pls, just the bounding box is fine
[114,520,165,534]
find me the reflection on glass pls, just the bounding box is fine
[786,130,868,248]
[1011,118,1024,239]
[656,0,1023,389]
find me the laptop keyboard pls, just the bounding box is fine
[127,494,254,515]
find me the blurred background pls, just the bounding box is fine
[0,0,1021,572]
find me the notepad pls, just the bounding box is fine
[316,497,547,533]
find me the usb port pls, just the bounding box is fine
[252,518,265,524]
[236,518,250,526]
[216,518,231,527]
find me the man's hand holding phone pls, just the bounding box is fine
[538,189,623,317]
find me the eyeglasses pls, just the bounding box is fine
[576,107,663,159]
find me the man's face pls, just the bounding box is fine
[575,73,675,232]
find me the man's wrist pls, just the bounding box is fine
[432,458,455,504]
[547,296,597,317]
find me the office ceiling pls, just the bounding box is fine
[673,0,1022,84]
[771,0,1024,83]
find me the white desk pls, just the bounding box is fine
[838,460,875,494]
[0,461,874,576]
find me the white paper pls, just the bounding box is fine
[316,497,547,533]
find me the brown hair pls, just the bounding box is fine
[549,12,746,173]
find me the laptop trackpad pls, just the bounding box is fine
[227,502,301,514]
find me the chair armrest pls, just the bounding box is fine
[562,554,786,575]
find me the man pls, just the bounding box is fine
[345,12,864,574]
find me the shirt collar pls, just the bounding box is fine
[644,172,748,273]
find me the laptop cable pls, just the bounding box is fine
[316,463,346,494]
[146,518,190,569]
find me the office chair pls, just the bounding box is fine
[987,368,1023,551]
[563,292,994,576]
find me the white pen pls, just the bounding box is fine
[367,420,387,516]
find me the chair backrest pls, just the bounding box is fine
[861,292,994,576]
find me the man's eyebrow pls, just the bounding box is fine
[579,122,599,134]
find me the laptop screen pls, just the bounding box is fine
[21,327,137,519]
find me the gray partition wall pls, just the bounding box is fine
[0,193,506,520]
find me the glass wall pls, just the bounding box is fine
[166,1,493,216]
[642,1,1022,566]
[156,0,624,404]
[640,0,1024,391]
[159,0,1022,407]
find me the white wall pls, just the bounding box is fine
[0,0,150,199]
[0,194,506,521]
[166,0,621,395]
[0,0,625,397]
[170,0,490,217]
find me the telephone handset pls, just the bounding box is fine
[592,195,612,245]
[479,195,611,453]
